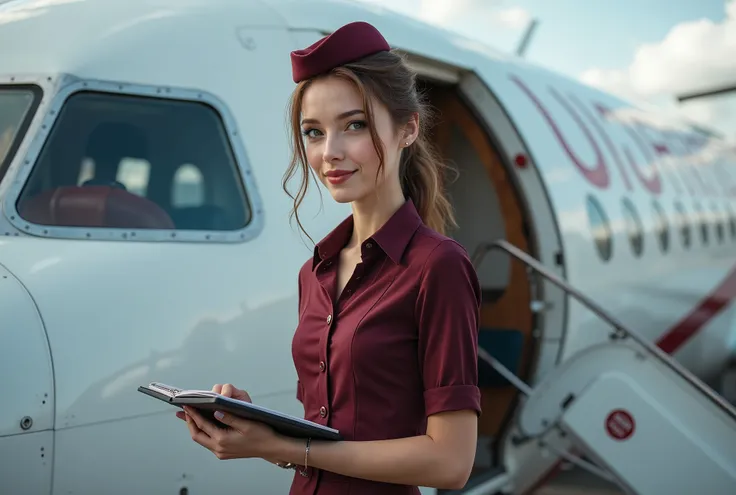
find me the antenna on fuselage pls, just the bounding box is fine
[515,18,539,58]
[676,82,736,141]
[676,82,736,103]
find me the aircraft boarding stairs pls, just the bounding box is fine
[451,240,736,495]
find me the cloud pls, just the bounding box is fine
[417,0,479,25]
[419,0,531,30]
[357,0,532,32]
[491,6,532,29]
[579,68,642,103]
[580,1,736,137]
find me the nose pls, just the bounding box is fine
[322,133,344,164]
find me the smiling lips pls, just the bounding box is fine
[324,169,357,185]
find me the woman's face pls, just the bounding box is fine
[300,76,409,205]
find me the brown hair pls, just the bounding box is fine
[282,49,457,242]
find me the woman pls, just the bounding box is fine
[177,21,482,494]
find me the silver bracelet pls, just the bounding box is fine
[299,438,311,477]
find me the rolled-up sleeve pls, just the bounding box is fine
[416,240,482,418]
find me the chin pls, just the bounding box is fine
[324,183,367,205]
[328,190,361,204]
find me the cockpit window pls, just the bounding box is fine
[14,90,253,234]
[0,86,41,183]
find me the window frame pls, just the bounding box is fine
[674,200,691,249]
[727,202,736,240]
[652,199,669,253]
[712,203,724,244]
[3,76,264,244]
[0,82,44,185]
[585,194,613,262]
[621,197,644,258]
[694,202,708,246]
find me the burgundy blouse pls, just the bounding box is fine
[290,200,482,495]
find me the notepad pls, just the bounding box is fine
[138,382,342,441]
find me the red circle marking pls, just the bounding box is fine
[514,153,528,168]
[605,409,635,441]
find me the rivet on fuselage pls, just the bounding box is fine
[20,416,33,430]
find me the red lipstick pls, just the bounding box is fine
[324,169,356,185]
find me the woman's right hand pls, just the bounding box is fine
[212,383,252,403]
[211,383,287,467]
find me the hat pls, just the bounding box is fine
[290,21,391,83]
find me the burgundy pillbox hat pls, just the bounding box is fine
[290,21,391,83]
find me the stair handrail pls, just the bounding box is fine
[472,239,736,422]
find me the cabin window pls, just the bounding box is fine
[622,197,643,257]
[694,203,708,245]
[713,203,724,244]
[652,200,669,253]
[0,85,41,183]
[14,90,252,234]
[586,194,612,261]
[727,204,736,240]
[674,201,691,249]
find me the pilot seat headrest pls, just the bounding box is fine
[19,185,175,230]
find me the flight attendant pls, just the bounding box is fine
[178,21,482,494]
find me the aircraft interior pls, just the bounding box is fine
[13,90,252,233]
[420,81,537,483]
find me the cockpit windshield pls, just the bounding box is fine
[0,86,39,183]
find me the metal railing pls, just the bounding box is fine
[471,239,736,422]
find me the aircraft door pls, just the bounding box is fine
[0,262,54,495]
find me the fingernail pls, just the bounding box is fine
[214,411,224,420]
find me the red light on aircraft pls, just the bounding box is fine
[514,153,528,168]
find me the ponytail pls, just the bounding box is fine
[400,127,457,236]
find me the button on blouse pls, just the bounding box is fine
[290,200,482,495]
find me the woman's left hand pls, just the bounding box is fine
[176,406,280,460]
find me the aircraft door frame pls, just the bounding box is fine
[455,69,572,494]
[456,71,568,381]
[0,261,55,495]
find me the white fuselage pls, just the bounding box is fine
[0,0,734,494]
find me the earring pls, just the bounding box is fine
[405,141,410,146]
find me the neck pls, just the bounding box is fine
[348,181,406,249]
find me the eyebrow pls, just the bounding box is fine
[301,109,365,126]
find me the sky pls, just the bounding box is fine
[358,0,736,140]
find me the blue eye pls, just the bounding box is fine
[348,121,366,131]
[302,128,322,138]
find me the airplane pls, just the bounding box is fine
[1,0,735,494]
